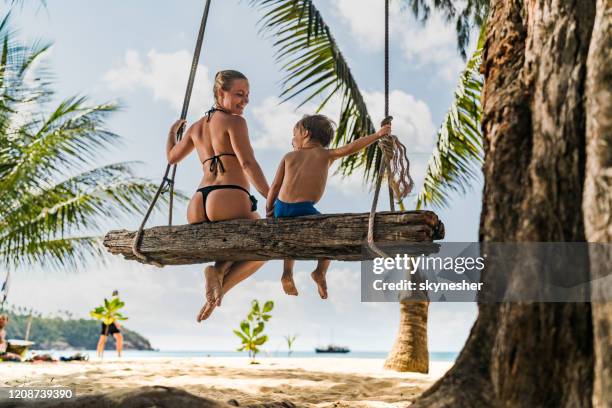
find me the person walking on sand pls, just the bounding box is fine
[165,70,270,322]
[96,290,124,358]
[267,114,391,298]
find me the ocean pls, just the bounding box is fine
[29,349,458,362]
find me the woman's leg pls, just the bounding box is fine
[113,332,123,357]
[197,259,265,322]
[96,335,106,357]
[194,191,266,322]
[204,261,233,306]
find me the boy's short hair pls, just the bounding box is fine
[295,114,335,147]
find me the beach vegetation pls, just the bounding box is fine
[234,300,274,362]
[284,334,298,357]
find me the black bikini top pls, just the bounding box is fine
[202,106,237,174]
[203,153,236,174]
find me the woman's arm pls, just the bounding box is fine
[227,116,270,197]
[328,124,391,160]
[266,157,286,217]
[166,119,195,165]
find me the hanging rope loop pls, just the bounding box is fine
[131,0,213,267]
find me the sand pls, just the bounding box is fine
[0,357,451,407]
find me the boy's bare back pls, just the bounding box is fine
[278,147,332,204]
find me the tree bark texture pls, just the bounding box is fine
[414,1,599,407]
[583,1,612,406]
[384,300,430,374]
[104,211,444,264]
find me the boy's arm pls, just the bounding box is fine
[266,157,286,217]
[328,124,391,160]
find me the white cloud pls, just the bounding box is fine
[103,49,213,113]
[332,0,464,81]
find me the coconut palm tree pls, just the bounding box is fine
[0,14,168,274]
[249,0,487,373]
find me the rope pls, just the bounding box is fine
[131,0,213,267]
[366,0,414,258]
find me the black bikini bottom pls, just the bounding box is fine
[197,185,257,218]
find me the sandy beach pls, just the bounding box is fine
[0,357,451,407]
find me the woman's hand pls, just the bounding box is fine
[169,119,187,137]
[376,123,392,138]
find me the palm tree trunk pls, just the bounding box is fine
[384,300,429,373]
[411,1,598,406]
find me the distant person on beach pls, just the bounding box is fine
[266,114,391,298]
[0,314,21,361]
[166,70,270,322]
[96,290,124,358]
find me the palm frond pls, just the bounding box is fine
[415,26,484,209]
[0,163,173,268]
[0,236,103,271]
[251,0,385,182]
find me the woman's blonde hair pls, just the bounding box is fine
[213,70,248,106]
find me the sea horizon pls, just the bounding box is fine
[28,349,459,362]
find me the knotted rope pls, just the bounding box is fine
[366,0,414,258]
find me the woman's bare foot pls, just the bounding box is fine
[311,270,328,299]
[196,301,217,322]
[281,273,299,296]
[204,266,222,306]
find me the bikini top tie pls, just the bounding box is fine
[202,153,236,174]
[204,105,230,122]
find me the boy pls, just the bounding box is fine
[266,114,392,298]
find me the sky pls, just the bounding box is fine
[7,1,482,352]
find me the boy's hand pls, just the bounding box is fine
[377,123,392,138]
[266,205,275,218]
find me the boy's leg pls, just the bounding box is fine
[311,260,331,299]
[113,333,123,357]
[281,260,298,296]
[197,260,265,322]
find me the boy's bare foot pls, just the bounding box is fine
[311,270,328,299]
[196,301,216,322]
[281,274,299,296]
[204,266,222,306]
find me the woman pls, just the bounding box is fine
[166,70,269,322]
[95,290,124,357]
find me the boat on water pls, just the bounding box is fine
[315,345,350,354]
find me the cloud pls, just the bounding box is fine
[103,49,213,113]
[332,0,464,81]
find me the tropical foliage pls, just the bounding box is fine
[251,0,486,208]
[0,14,167,272]
[89,295,128,346]
[233,299,274,361]
[416,27,484,208]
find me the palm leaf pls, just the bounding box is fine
[415,25,485,209]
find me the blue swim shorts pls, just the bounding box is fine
[274,198,320,218]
